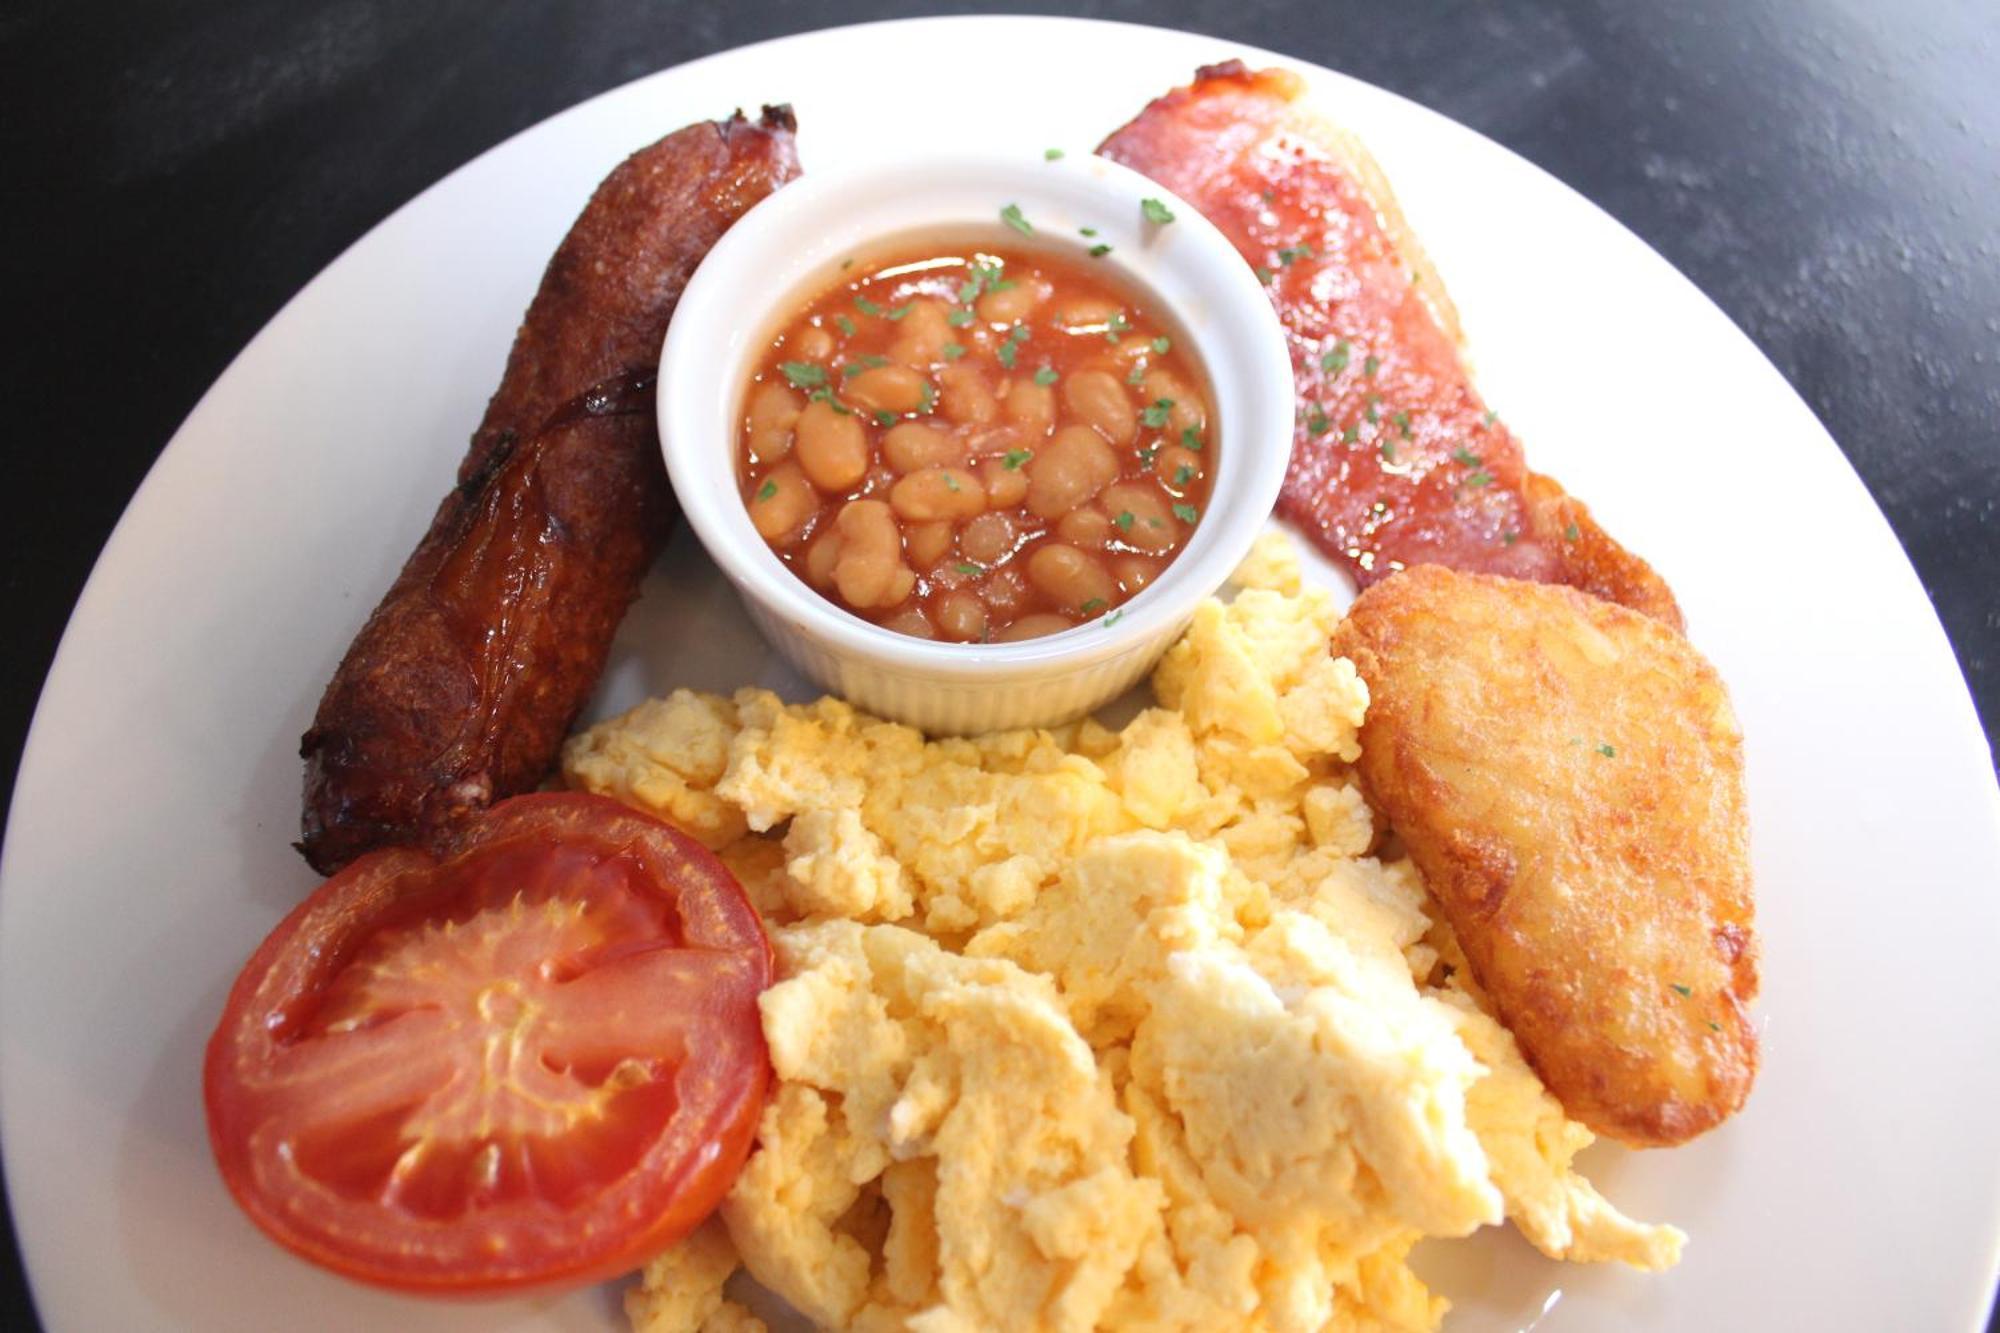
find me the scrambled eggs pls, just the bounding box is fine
[564,533,1683,1333]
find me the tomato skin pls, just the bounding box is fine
[204,792,773,1296]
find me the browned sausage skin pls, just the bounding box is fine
[299,108,800,874]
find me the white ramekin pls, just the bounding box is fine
[659,151,1292,734]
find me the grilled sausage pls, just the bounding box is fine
[299,107,800,874]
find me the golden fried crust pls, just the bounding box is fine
[1334,566,1757,1145]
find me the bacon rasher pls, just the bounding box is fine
[1100,63,1682,628]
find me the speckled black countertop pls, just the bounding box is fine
[3,2,1996,1329]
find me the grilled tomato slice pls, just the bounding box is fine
[203,792,773,1294]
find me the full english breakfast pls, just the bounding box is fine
[202,62,1758,1332]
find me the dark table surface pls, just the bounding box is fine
[4,1,1996,1329]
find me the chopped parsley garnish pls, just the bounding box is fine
[942,342,967,360]
[834,314,856,337]
[841,355,888,378]
[918,381,938,413]
[1151,335,1172,354]
[884,302,913,321]
[1088,243,1112,258]
[1380,439,1397,462]
[946,307,975,328]
[1079,226,1098,237]
[1001,449,1033,470]
[959,261,1010,302]
[1103,312,1130,342]
[1466,469,1493,488]
[1043,147,1065,161]
[874,410,897,427]
[1305,406,1330,436]
[1364,396,1380,424]
[1126,364,1147,386]
[1173,464,1195,485]
[1254,265,1274,283]
[854,296,885,317]
[1136,445,1160,466]
[1141,197,1175,224]
[755,479,777,501]
[1101,609,1124,627]
[1392,411,1412,438]
[942,473,961,492]
[1452,447,1482,466]
[1172,503,1199,523]
[807,387,851,414]
[1080,597,1106,614]
[1141,398,1174,428]
[1322,340,1350,374]
[1564,522,1581,542]
[779,361,825,389]
[1363,353,1380,377]
[1599,743,1618,758]
[956,562,985,575]
[1033,365,1059,386]
[1000,202,1034,235]
[997,324,1030,369]
[1707,1020,1721,1032]
[1671,982,1691,997]
[1483,408,1499,426]
[1501,529,1519,545]
[1181,426,1203,451]
[1341,425,1358,443]
[1114,510,1136,531]
[1276,243,1314,265]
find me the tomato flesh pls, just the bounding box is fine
[204,792,773,1294]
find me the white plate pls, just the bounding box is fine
[4,16,1997,1332]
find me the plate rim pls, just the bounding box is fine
[4,14,1997,1331]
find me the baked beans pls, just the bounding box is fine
[738,230,1216,641]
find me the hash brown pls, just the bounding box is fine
[1334,566,1757,1145]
